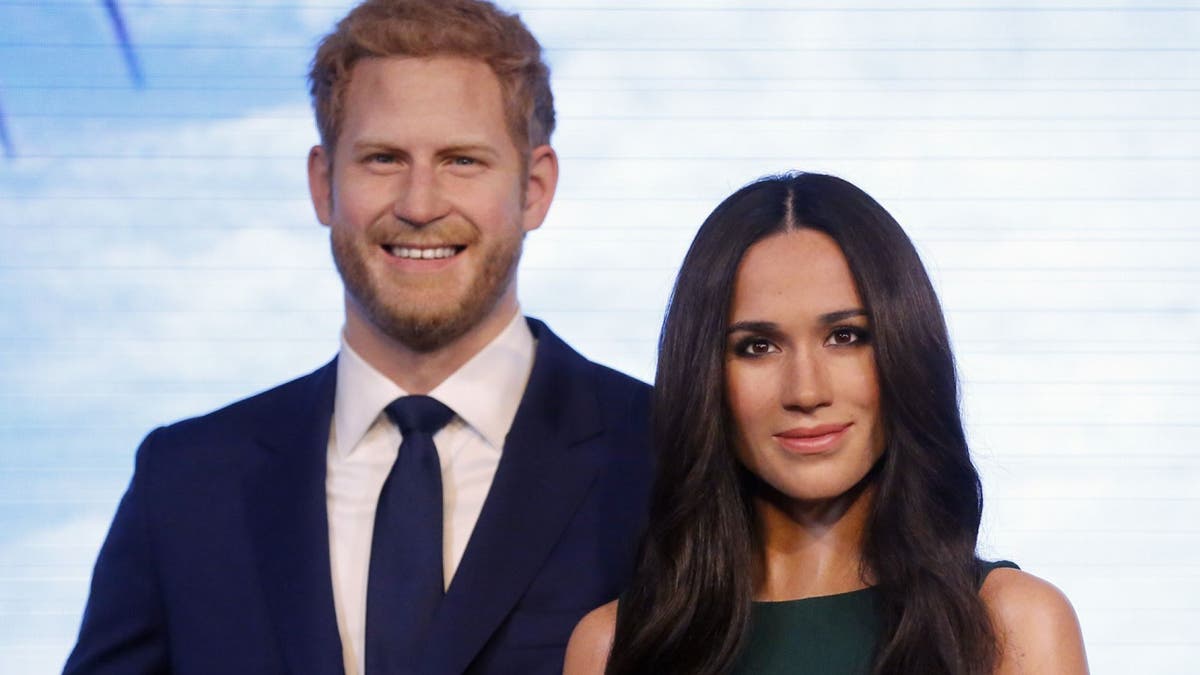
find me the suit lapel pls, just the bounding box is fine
[420,321,604,674]
[244,360,345,675]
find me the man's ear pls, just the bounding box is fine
[521,144,558,233]
[307,145,334,227]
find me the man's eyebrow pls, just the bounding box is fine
[440,143,500,157]
[345,140,499,153]
[818,308,869,324]
[351,138,402,152]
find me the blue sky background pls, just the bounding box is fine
[1,1,1198,672]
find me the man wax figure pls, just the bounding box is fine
[63,1,653,673]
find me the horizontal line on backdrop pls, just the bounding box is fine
[1069,640,1200,646]
[5,379,1199,388]
[2,222,1197,233]
[972,422,1200,427]
[992,529,1200,534]
[9,76,1200,86]
[6,238,1195,247]
[969,380,1200,385]
[946,349,1198,354]
[4,339,1196,347]
[2,417,1200,427]
[13,2,1200,11]
[563,87,1200,93]
[5,42,1199,53]
[0,613,93,620]
[0,276,1195,286]
[0,468,130,474]
[979,559,1200,564]
[10,113,1200,123]
[5,351,1199,362]
[0,497,122,502]
[1,229,1197,241]
[12,1,1200,10]
[986,496,1200,501]
[4,239,1200,246]
[6,196,1198,204]
[0,338,337,344]
[9,154,1199,161]
[31,453,1200,465]
[3,423,1199,431]
[445,4,1200,11]
[560,77,1200,82]
[9,86,1200,94]
[4,267,1200,277]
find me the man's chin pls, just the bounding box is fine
[346,253,520,355]
[374,309,474,354]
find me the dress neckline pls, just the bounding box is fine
[753,586,876,606]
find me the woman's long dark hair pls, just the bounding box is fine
[607,173,996,674]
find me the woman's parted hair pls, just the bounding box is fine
[308,0,554,156]
[607,172,995,675]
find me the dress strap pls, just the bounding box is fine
[974,558,1020,589]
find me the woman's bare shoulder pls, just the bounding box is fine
[563,600,619,675]
[981,568,1089,674]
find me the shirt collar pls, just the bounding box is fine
[333,312,536,458]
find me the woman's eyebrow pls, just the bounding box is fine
[727,311,867,334]
[726,320,778,335]
[818,308,868,325]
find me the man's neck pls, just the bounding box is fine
[342,301,521,395]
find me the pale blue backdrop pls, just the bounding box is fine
[1,1,1197,672]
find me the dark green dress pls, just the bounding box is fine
[731,560,1018,674]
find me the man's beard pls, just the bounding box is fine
[331,223,523,353]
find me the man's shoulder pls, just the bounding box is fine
[145,359,335,453]
[530,318,650,399]
[577,354,652,397]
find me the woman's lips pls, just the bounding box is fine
[774,423,851,455]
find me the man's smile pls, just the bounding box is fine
[383,244,465,260]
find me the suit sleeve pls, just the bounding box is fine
[63,430,170,674]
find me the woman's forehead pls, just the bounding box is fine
[730,230,864,319]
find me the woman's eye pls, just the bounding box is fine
[740,338,777,356]
[826,327,866,346]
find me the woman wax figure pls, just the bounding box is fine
[564,173,1088,675]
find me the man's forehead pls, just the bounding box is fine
[347,54,499,90]
[341,57,502,119]
[335,56,524,156]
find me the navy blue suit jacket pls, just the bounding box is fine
[64,319,653,674]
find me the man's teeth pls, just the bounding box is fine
[387,246,458,260]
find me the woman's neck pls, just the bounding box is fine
[752,481,875,601]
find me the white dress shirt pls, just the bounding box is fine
[325,312,536,675]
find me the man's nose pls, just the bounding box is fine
[393,164,449,227]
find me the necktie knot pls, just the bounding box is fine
[385,395,454,436]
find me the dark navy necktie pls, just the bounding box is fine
[365,395,455,674]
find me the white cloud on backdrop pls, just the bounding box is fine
[0,96,336,670]
[0,512,112,673]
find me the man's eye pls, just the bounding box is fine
[367,153,395,164]
[452,156,477,166]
